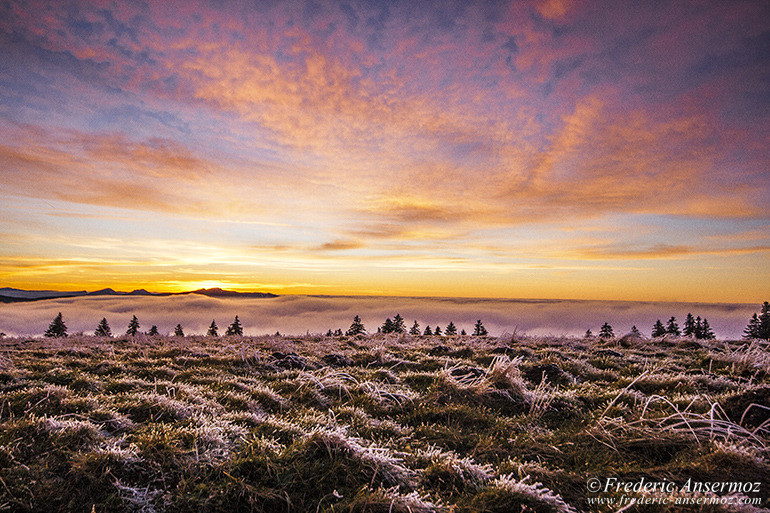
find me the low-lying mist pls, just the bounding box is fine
[0,294,759,340]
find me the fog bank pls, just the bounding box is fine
[0,295,760,340]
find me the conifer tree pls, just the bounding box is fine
[694,316,703,339]
[174,324,184,337]
[94,318,112,337]
[45,312,67,338]
[409,321,420,336]
[631,325,641,336]
[744,313,761,339]
[585,329,593,338]
[126,315,140,336]
[226,315,243,336]
[445,321,457,336]
[666,316,680,336]
[683,313,696,337]
[746,302,770,340]
[760,302,770,340]
[651,320,666,338]
[473,320,487,337]
[701,318,715,340]
[423,325,433,336]
[207,320,219,337]
[599,322,614,339]
[434,325,442,336]
[393,314,406,333]
[148,325,159,336]
[382,318,394,334]
[460,329,467,336]
[346,315,366,336]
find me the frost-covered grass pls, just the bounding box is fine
[0,333,768,512]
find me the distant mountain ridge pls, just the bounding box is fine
[0,287,277,303]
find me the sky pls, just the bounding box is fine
[1,0,768,302]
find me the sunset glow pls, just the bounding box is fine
[1,0,768,302]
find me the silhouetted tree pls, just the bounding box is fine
[45,312,67,338]
[473,320,487,337]
[409,321,420,335]
[174,324,184,337]
[382,318,395,334]
[126,315,140,336]
[207,320,219,337]
[701,319,715,340]
[226,315,243,336]
[694,316,703,339]
[460,329,467,336]
[666,316,680,336]
[423,325,433,336]
[584,329,593,338]
[631,325,641,336]
[346,315,366,336]
[652,320,666,338]
[744,313,761,339]
[434,325,442,336]
[599,322,614,339]
[683,313,696,337]
[148,325,159,336]
[392,314,405,333]
[445,322,457,336]
[761,302,770,340]
[94,318,111,337]
[744,302,770,340]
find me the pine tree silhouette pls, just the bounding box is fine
[346,315,366,336]
[434,325,442,336]
[631,325,641,336]
[473,320,487,337]
[683,313,696,337]
[599,322,614,339]
[381,318,394,334]
[744,313,761,339]
[392,314,406,333]
[651,320,666,338]
[423,325,433,336]
[94,318,112,337]
[126,315,140,336]
[207,320,219,337]
[148,325,159,336]
[44,312,67,338]
[445,322,457,336]
[746,302,770,340]
[174,324,184,337]
[666,317,680,336]
[760,302,770,340]
[701,318,715,340]
[226,315,243,336]
[409,321,420,335]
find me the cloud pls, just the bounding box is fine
[570,244,770,260]
[0,294,759,340]
[0,0,768,303]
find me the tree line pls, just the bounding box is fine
[41,313,488,339]
[39,302,770,341]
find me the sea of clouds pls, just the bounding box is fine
[0,295,761,340]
